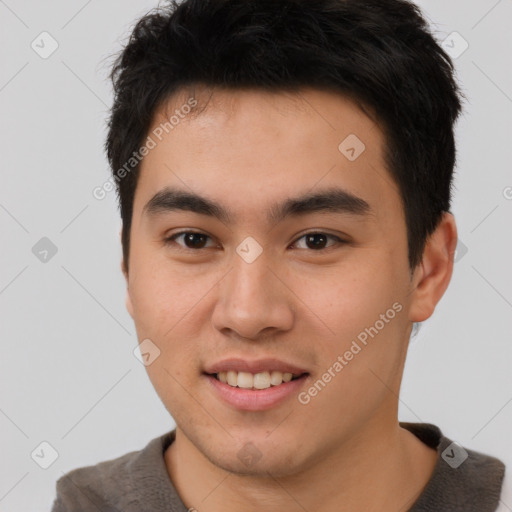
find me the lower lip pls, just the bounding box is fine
[204,373,309,411]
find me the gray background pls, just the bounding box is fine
[1,1,511,510]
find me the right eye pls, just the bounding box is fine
[163,230,217,251]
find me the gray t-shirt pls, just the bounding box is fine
[51,422,505,511]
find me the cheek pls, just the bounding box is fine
[312,264,395,330]
[128,253,225,367]
[297,275,407,439]
[129,252,196,332]
[307,262,407,384]
[129,262,206,413]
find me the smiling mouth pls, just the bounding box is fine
[207,370,308,390]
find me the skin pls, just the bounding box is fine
[123,85,458,511]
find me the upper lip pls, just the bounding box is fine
[204,358,309,376]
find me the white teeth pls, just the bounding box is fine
[226,371,237,386]
[214,370,298,389]
[237,371,254,389]
[270,371,283,386]
[253,371,270,389]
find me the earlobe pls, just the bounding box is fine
[125,289,134,319]
[121,258,128,282]
[120,258,134,318]
[409,212,458,322]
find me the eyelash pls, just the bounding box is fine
[163,230,347,252]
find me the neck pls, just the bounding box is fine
[164,414,438,512]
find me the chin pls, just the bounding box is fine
[208,449,304,479]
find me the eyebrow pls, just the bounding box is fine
[142,186,373,225]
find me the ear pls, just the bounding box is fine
[121,259,135,318]
[120,227,134,319]
[408,212,458,322]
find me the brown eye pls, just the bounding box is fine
[165,231,215,250]
[292,232,345,251]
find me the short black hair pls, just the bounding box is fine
[105,0,463,273]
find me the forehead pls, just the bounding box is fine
[152,85,381,143]
[134,86,400,226]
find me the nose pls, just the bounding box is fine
[210,250,295,341]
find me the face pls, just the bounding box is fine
[125,86,422,477]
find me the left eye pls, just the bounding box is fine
[165,231,345,251]
[292,232,345,250]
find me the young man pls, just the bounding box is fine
[52,0,506,510]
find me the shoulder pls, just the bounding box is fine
[496,471,512,512]
[402,422,506,511]
[449,445,507,512]
[51,447,143,512]
[51,432,172,512]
